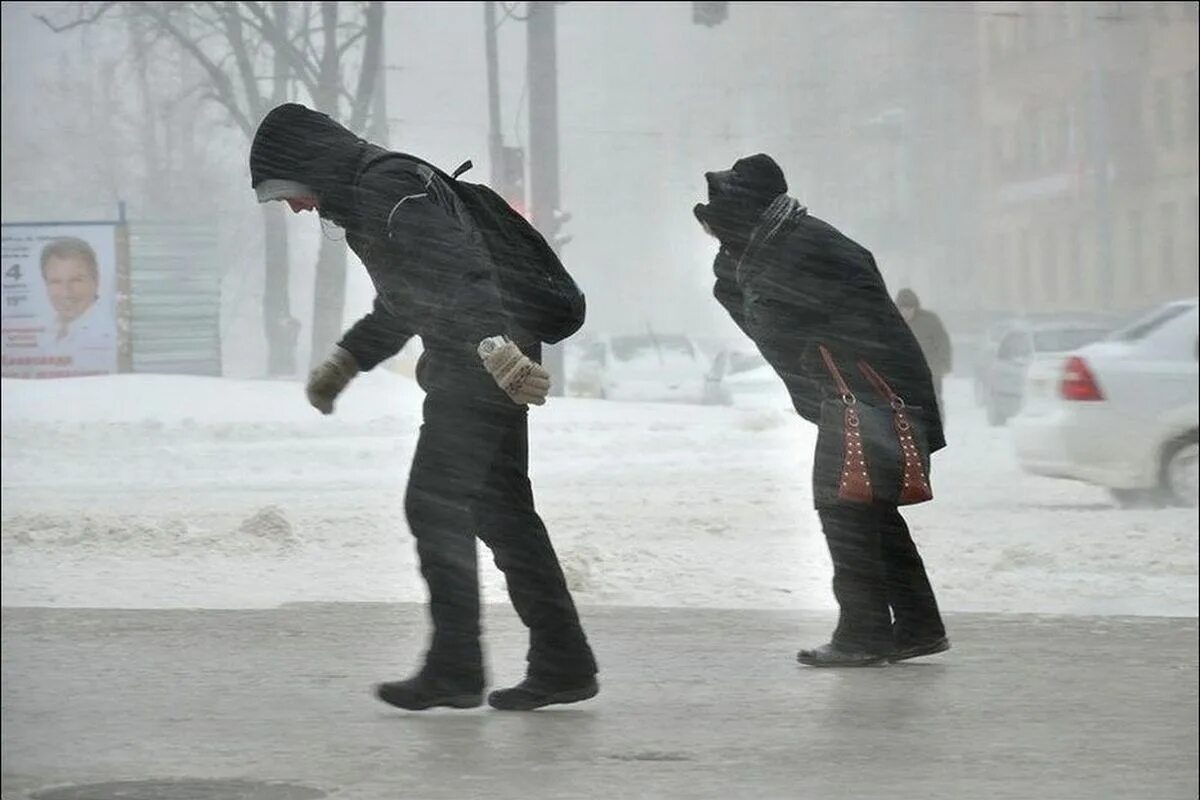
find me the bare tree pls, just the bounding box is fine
[40,1,386,373]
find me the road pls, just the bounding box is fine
[3,604,1197,800]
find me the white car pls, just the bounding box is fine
[1012,299,1199,508]
[978,316,1116,426]
[567,333,720,405]
[704,348,793,409]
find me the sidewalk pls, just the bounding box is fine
[3,604,1197,800]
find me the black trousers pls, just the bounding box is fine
[404,393,596,685]
[817,504,945,653]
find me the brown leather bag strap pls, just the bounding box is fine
[858,360,904,407]
[818,345,855,403]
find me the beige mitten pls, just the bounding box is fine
[306,346,360,415]
[478,336,551,406]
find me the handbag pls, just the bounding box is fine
[813,344,933,507]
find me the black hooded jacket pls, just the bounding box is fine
[698,156,945,453]
[250,104,508,393]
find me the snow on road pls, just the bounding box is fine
[2,372,1196,615]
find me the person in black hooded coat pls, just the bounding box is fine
[250,103,597,710]
[695,154,949,667]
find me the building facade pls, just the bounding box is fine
[978,0,1199,318]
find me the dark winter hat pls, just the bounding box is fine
[250,103,380,226]
[694,153,788,246]
[726,153,788,203]
[896,289,921,309]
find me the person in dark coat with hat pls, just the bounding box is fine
[250,103,598,710]
[895,288,953,423]
[695,154,949,667]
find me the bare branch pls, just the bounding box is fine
[238,1,319,96]
[312,0,341,113]
[347,1,382,132]
[268,0,292,106]
[184,2,227,37]
[130,0,253,134]
[336,28,366,58]
[36,1,120,32]
[296,2,319,67]
[221,1,265,120]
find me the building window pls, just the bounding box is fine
[1123,206,1142,275]
[1018,228,1032,308]
[1068,222,1083,297]
[987,18,1006,67]
[1193,196,1200,266]
[990,125,1005,179]
[1184,71,1198,143]
[995,231,1011,305]
[1065,102,1081,161]
[1049,104,1070,166]
[1042,229,1059,303]
[1004,122,1019,174]
[1049,1,1070,42]
[1021,110,1039,173]
[1155,78,1175,147]
[1191,197,1200,293]
[1018,2,1034,51]
[1160,201,1177,294]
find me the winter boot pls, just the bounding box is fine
[487,674,599,711]
[889,636,951,663]
[796,642,888,668]
[375,671,483,711]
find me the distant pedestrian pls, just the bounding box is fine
[896,289,952,422]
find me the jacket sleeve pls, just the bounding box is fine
[713,247,827,417]
[357,161,508,352]
[740,247,840,423]
[712,248,754,340]
[338,295,413,372]
[746,295,828,422]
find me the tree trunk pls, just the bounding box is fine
[309,233,349,368]
[261,202,299,376]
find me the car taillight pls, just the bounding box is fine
[1061,356,1104,402]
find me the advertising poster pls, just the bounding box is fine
[1,223,121,379]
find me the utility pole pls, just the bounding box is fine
[527,0,566,394]
[485,1,503,187]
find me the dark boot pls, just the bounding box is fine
[487,674,599,711]
[889,636,950,663]
[375,671,483,711]
[797,642,888,668]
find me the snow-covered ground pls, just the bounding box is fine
[2,372,1196,615]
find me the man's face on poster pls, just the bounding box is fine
[43,255,99,324]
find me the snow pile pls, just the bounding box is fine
[2,374,1196,616]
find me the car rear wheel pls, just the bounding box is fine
[1162,438,1199,509]
[1108,488,1167,509]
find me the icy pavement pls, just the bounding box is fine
[2,604,1197,800]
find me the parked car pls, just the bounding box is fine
[567,333,721,405]
[969,317,1018,406]
[703,347,792,409]
[1011,298,1199,508]
[978,315,1117,425]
